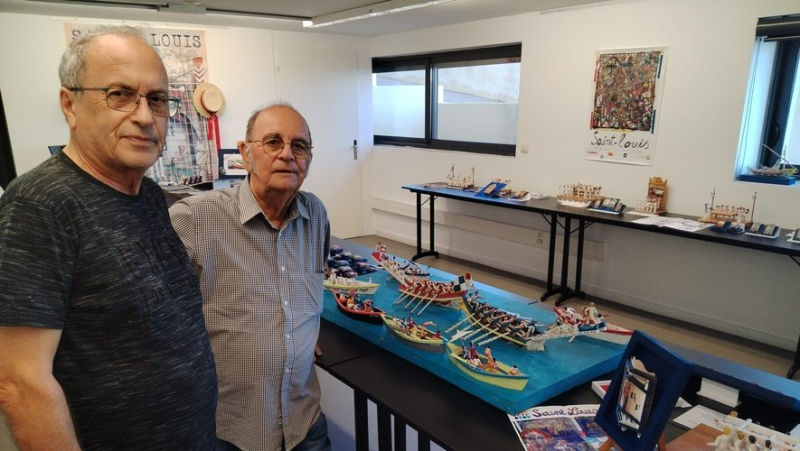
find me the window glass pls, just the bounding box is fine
[435,59,520,144]
[372,44,522,156]
[373,69,426,138]
[737,15,800,178]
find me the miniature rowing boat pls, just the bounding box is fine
[333,290,384,325]
[324,274,380,295]
[381,314,444,353]
[445,341,529,391]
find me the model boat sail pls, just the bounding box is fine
[748,144,798,177]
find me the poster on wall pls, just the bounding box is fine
[63,24,218,184]
[586,47,667,166]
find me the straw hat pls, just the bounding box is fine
[192,83,225,118]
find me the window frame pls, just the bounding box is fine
[742,14,800,174]
[372,44,522,157]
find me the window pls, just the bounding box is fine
[737,14,800,178]
[372,44,522,156]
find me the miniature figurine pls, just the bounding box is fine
[734,430,747,451]
[746,435,758,451]
[708,426,736,451]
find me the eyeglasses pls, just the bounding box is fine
[246,135,313,159]
[67,87,179,118]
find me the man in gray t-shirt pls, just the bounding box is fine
[0,26,216,450]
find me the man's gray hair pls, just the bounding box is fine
[244,102,312,143]
[59,25,152,88]
[243,102,313,171]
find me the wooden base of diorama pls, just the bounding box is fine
[599,433,667,451]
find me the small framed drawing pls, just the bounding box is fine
[218,148,247,179]
[475,181,507,198]
[594,330,694,451]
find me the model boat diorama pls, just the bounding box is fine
[556,183,604,207]
[699,189,750,234]
[332,289,385,325]
[629,177,668,216]
[748,144,798,177]
[381,314,444,352]
[325,242,630,394]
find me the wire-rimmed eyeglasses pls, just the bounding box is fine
[245,135,313,159]
[67,87,179,118]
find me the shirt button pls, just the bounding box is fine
[281,266,286,272]
[284,301,288,306]
[286,334,290,339]
[285,368,290,373]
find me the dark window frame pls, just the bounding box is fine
[756,14,800,169]
[372,44,522,157]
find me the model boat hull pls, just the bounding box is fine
[445,342,528,391]
[381,314,444,352]
[334,291,384,325]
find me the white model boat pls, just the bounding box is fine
[323,274,379,295]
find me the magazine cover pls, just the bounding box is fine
[509,404,608,450]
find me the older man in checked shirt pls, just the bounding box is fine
[170,102,331,451]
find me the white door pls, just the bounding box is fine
[275,46,362,238]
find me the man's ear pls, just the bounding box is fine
[59,87,78,130]
[238,141,252,171]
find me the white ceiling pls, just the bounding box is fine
[0,0,614,36]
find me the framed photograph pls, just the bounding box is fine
[594,330,694,451]
[218,148,247,179]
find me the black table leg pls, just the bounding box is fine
[412,193,439,261]
[377,404,392,451]
[788,333,800,379]
[540,213,562,301]
[394,417,407,451]
[554,216,572,306]
[558,218,587,304]
[354,391,369,451]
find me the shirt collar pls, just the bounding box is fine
[237,177,310,226]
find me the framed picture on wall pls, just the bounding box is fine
[218,148,247,179]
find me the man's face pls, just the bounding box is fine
[240,107,312,198]
[62,35,169,177]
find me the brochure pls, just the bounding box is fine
[509,404,608,450]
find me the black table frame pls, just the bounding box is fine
[402,184,800,378]
[317,318,800,451]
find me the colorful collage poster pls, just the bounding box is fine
[586,47,667,166]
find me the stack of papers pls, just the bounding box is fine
[631,216,714,232]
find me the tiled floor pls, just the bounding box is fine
[348,235,796,379]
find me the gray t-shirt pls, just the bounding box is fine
[0,152,217,450]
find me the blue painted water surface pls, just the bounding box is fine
[322,253,625,414]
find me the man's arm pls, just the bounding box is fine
[0,326,80,451]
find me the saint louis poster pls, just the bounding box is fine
[586,47,667,166]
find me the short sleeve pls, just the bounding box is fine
[0,197,74,327]
[169,200,198,265]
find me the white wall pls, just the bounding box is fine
[362,0,800,350]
